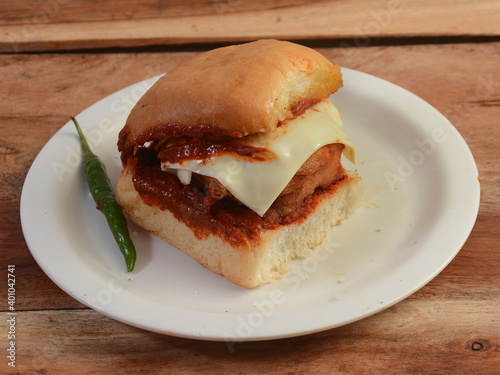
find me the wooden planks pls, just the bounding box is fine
[1,42,499,306]
[1,0,500,53]
[0,41,499,373]
[1,0,499,371]
[2,299,498,374]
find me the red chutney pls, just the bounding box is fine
[117,122,245,154]
[157,138,276,164]
[131,149,277,247]
[130,149,352,248]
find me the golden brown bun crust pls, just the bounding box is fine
[119,39,342,151]
[116,166,362,288]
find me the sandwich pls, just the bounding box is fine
[116,39,362,288]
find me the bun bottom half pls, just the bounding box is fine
[116,168,363,288]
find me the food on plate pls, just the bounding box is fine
[116,39,362,287]
[71,116,136,272]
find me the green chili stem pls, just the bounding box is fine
[71,115,91,153]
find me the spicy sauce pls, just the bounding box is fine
[132,149,277,247]
[157,138,276,164]
[130,149,351,247]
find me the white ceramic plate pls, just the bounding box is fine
[21,68,480,342]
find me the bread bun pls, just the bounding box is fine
[116,39,361,288]
[118,39,342,152]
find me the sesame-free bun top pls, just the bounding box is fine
[119,39,342,151]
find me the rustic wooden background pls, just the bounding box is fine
[1,1,499,374]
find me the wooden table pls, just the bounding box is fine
[1,1,499,374]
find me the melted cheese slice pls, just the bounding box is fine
[161,100,356,216]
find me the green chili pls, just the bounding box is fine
[71,115,136,272]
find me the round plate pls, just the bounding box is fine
[21,68,480,341]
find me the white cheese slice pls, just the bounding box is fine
[161,100,355,216]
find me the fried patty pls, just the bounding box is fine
[194,143,345,224]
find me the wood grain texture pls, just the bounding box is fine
[0,42,499,373]
[1,0,500,52]
[0,301,498,374]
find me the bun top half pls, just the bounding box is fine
[118,39,342,152]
